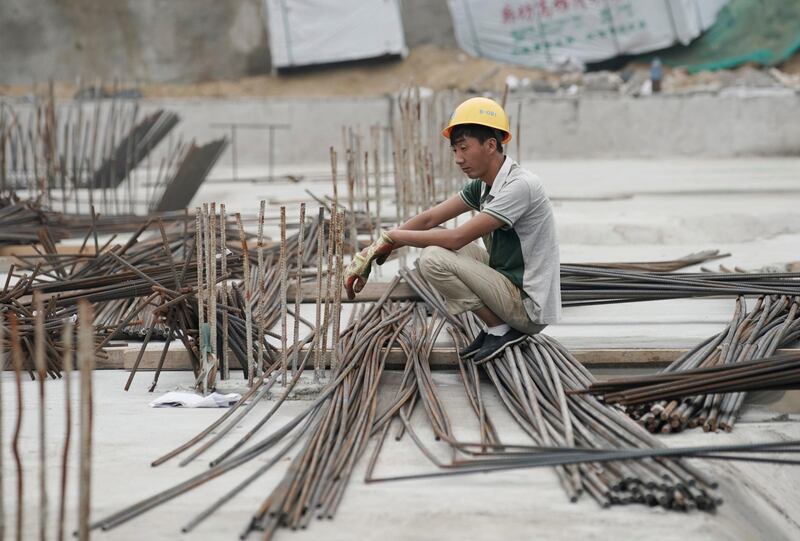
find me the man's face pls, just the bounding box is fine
[451,135,495,180]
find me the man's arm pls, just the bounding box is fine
[389,211,503,251]
[397,194,472,231]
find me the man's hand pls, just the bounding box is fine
[372,231,395,264]
[344,253,371,300]
[343,231,396,299]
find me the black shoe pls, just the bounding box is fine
[473,328,527,364]
[458,331,487,359]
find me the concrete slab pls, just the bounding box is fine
[2,370,799,540]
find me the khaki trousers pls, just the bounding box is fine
[417,243,546,335]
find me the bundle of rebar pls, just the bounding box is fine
[593,295,800,433]
[560,265,800,307]
[578,352,800,405]
[0,196,70,246]
[1,198,339,391]
[400,267,724,511]
[574,249,730,273]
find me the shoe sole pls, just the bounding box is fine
[472,334,528,365]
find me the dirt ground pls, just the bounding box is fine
[1,45,798,100]
[0,46,552,99]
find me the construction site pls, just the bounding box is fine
[1,1,800,540]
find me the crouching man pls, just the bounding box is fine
[346,97,561,363]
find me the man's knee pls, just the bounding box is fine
[418,246,453,279]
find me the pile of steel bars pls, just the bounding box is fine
[0,195,194,246]
[1,199,340,390]
[589,295,800,433]
[400,267,725,511]
[578,352,800,405]
[89,274,800,540]
[560,265,800,307]
[0,196,70,246]
[573,249,730,272]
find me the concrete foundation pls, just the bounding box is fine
[1,370,799,540]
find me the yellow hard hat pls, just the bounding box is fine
[442,97,512,144]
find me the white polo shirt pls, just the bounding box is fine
[459,156,561,324]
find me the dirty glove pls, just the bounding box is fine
[344,252,372,300]
[343,231,395,300]
[370,231,396,266]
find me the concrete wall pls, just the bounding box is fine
[400,0,457,48]
[4,93,797,173]
[156,93,800,167]
[0,0,457,85]
[149,96,394,167]
[0,0,270,84]
[512,93,800,158]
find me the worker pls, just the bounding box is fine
[345,97,561,363]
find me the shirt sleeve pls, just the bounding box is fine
[481,177,531,227]
[459,179,482,211]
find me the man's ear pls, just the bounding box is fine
[484,137,497,154]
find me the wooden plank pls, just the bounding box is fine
[0,244,97,256]
[6,344,796,372]
[6,346,795,372]
[100,346,799,371]
[286,281,420,303]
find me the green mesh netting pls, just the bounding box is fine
[657,0,800,72]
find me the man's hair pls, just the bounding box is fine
[449,123,504,153]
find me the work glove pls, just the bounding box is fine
[344,231,395,300]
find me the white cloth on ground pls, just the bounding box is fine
[149,391,241,408]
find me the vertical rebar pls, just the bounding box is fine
[331,211,345,373]
[256,200,266,376]
[209,203,218,388]
[194,206,205,366]
[320,210,336,374]
[77,300,94,541]
[220,203,229,380]
[279,206,288,385]
[236,213,254,387]
[313,207,325,381]
[10,314,24,541]
[58,320,73,541]
[346,150,358,256]
[293,203,305,373]
[330,147,338,211]
[201,203,211,394]
[372,127,382,232]
[363,151,374,243]
[34,294,48,541]
[392,149,401,227]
